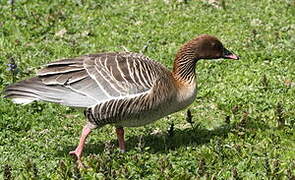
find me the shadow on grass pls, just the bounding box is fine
[127,124,233,153]
[56,124,233,157]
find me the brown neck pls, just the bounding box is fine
[172,47,197,84]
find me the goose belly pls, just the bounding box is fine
[116,104,177,127]
[116,88,197,127]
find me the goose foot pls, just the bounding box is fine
[69,150,85,168]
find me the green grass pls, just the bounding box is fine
[1,0,295,179]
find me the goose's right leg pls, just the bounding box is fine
[115,127,126,153]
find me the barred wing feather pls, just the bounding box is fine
[4,52,163,108]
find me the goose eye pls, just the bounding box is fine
[211,42,222,51]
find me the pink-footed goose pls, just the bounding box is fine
[4,34,239,167]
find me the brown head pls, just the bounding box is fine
[176,34,239,60]
[173,34,239,82]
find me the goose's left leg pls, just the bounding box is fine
[70,123,97,167]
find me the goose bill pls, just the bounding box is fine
[223,48,239,60]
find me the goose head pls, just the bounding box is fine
[181,34,239,60]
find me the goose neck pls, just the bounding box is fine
[172,49,197,84]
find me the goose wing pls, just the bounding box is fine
[4,52,165,107]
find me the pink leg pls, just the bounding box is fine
[69,124,92,167]
[116,127,126,152]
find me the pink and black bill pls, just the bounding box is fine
[223,48,239,60]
